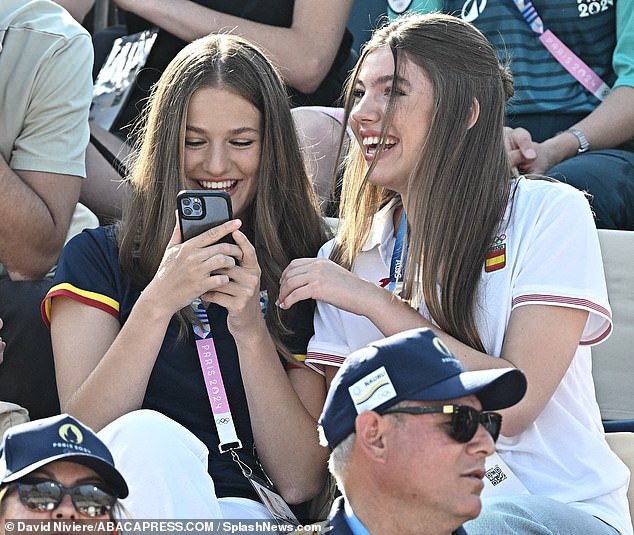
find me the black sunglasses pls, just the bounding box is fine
[381,404,502,443]
[9,479,116,517]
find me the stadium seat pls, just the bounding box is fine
[592,229,634,428]
[592,229,634,528]
[604,432,634,525]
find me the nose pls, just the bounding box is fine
[350,91,382,126]
[468,423,496,457]
[53,494,77,519]
[202,144,231,176]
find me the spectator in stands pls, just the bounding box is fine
[2,407,315,523]
[56,0,357,221]
[318,328,527,535]
[0,0,98,419]
[110,0,356,117]
[387,1,634,230]
[0,413,127,526]
[44,34,330,522]
[278,13,632,534]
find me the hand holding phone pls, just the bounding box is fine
[177,190,234,243]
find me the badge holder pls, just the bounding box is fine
[230,451,300,527]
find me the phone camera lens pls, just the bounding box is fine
[182,198,191,206]
[183,207,193,216]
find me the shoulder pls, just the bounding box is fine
[0,1,91,41]
[52,225,131,305]
[0,1,92,83]
[508,176,592,222]
[317,237,336,258]
[513,175,586,199]
[68,224,117,245]
[61,225,119,262]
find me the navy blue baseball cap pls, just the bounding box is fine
[319,328,527,449]
[0,414,128,498]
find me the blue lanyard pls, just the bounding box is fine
[192,299,212,339]
[387,211,408,293]
[192,290,268,341]
[512,0,545,34]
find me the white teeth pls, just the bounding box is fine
[200,180,237,190]
[363,136,397,147]
[363,136,381,146]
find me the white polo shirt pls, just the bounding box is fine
[307,177,631,534]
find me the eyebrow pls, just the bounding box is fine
[185,125,260,136]
[356,74,411,89]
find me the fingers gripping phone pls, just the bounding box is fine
[177,190,234,243]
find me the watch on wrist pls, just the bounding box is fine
[564,128,590,154]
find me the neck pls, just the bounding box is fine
[392,204,405,237]
[344,488,456,535]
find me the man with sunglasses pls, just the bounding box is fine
[318,328,527,535]
[0,414,128,528]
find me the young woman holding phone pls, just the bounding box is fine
[44,34,330,522]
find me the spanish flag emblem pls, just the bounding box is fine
[485,242,506,272]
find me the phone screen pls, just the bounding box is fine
[177,190,233,242]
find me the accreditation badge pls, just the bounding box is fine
[247,473,300,528]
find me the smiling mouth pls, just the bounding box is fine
[362,136,397,157]
[198,180,237,191]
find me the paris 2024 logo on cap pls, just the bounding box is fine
[54,423,92,454]
[58,423,83,444]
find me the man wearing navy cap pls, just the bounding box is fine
[318,328,527,535]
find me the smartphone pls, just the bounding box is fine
[177,190,233,243]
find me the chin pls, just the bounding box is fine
[366,172,406,192]
[461,498,483,521]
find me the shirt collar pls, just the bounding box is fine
[343,495,467,535]
[361,197,402,253]
[343,499,372,535]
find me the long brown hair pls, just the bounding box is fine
[333,14,515,351]
[118,34,329,359]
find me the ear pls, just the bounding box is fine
[354,411,390,463]
[467,97,480,129]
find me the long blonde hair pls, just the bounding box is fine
[333,14,515,351]
[118,34,329,359]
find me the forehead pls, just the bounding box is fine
[187,86,261,125]
[357,47,430,89]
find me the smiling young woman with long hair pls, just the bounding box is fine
[43,34,330,521]
[278,13,632,535]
